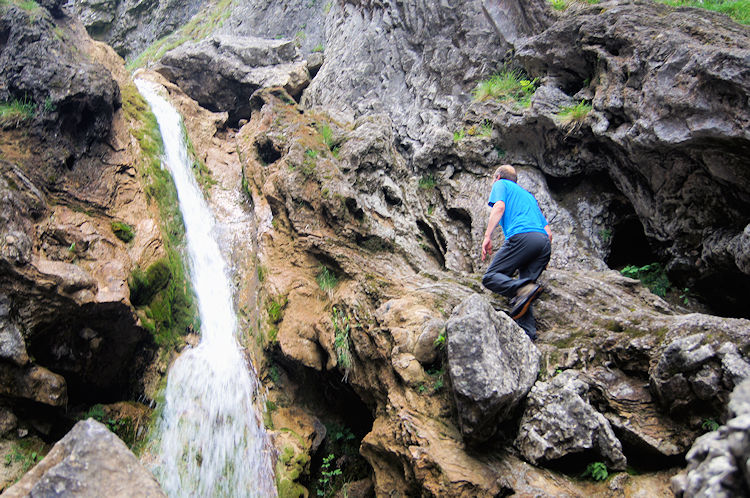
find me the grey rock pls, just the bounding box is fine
[0,406,18,436]
[0,364,67,406]
[0,295,29,366]
[156,35,308,125]
[672,379,750,498]
[515,370,627,471]
[446,294,539,445]
[413,318,444,365]
[2,419,166,497]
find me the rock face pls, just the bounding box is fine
[2,419,166,497]
[672,378,750,497]
[156,35,310,125]
[446,294,539,444]
[0,3,120,160]
[515,369,627,471]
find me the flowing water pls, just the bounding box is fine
[135,79,276,497]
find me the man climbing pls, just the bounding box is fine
[481,164,552,341]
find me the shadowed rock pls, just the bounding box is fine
[2,419,165,497]
[446,294,539,445]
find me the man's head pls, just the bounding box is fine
[493,164,517,183]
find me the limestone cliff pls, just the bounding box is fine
[2,0,750,496]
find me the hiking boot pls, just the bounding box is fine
[510,283,543,320]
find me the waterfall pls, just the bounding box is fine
[135,79,276,497]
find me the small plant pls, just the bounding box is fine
[620,262,671,297]
[319,123,335,150]
[426,367,445,393]
[556,100,592,125]
[453,129,466,142]
[43,96,56,113]
[655,0,750,25]
[317,454,342,498]
[257,263,267,282]
[598,228,612,242]
[418,174,437,190]
[680,287,691,305]
[305,148,319,159]
[111,221,135,242]
[433,328,446,349]
[268,364,281,383]
[267,296,287,324]
[550,0,568,9]
[316,265,338,293]
[0,97,35,127]
[426,205,434,216]
[582,461,609,481]
[701,418,720,432]
[472,70,538,103]
[68,242,76,253]
[478,120,493,138]
[324,1,333,14]
[332,307,352,379]
[312,44,324,52]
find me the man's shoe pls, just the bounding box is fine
[510,283,543,320]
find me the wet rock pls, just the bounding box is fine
[2,419,165,497]
[0,364,67,406]
[446,294,539,445]
[156,35,309,125]
[672,378,750,497]
[515,369,627,471]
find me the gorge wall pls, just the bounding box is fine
[1,0,750,496]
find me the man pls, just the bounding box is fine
[481,164,552,340]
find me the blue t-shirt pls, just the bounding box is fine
[488,179,548,239]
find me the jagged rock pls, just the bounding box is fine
[0,4,120,157]
[586,367,698,458]
[651,333,750,415]
[0,364,67,406]
[515,369,627,471]
[2,419,166,497]
[446,294,539,444]
[156,35,309,125]
[672,378,750,497]
[0,295,29,366]
[0,406,18,436]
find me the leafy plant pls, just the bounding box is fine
[598,228,612,242]
[316,454,342,498]
[453,129,466,142]
[472,70,538,103]
[305,148,319,159]
[556,100,592,126]
[111,221,135,242]
[702,418,720,432]
[319,123,336,150]
[267,296,287,324]
[582,461,609,481]
[550,0,568,10]
[656,0,750,25]
[312,44,324,52]
[433,328,446,349]
[620,262,671,297]
[680,287,691,305]
[426,367,445,393]
[418,174,437,190]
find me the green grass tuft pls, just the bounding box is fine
[472,70,538,103]
[316,265,338,292]
[418,174,437,190]
[656,0,750,24]
[111,221,135,242]
[556,100,592,125]
[0,98,35,127]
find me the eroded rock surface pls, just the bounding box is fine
[446,294,539,444]
[2,419,165,497]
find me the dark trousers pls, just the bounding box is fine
[482,231,551,339]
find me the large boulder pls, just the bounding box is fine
[514,369,627,471]
[2,419,166,497]
[156,35,310,126]
[672,378,750,497]
[446,294,540,445]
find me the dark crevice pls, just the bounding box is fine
[416,219,446,268]
[254,135,282,164]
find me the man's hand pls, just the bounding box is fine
[481,236,492,261]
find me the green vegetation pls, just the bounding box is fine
[656,0,750,24]
[267,296,287,324]
[556,100,592,125]
[582,461,609,481]
[332,307,352,379]
[127,0,235,70]
[433,328,446,349]
[620,262,671,297]
[111,221,135,242]
[472,70,538,103]
[3,439,45,478]
[316,454,342,498]
[701,418,720,432]
[312,44,325,52]
[418,174,437,190]
[305,148,319,160]
[316,265,338,293]
[453,129,466,142]
[548,0,600,10]
[598,228,612,242]
[0,97,35,127]
[182,121,216,193]
[83,404,140,448]
[122,83,198,349]
[426,367,446,393]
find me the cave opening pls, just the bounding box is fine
[606,215,660,269]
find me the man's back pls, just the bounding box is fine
[488,179,548,239]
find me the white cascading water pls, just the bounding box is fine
[135,79,276,497]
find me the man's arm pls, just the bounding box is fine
[481,201,505,261]
[544,224,553,242]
